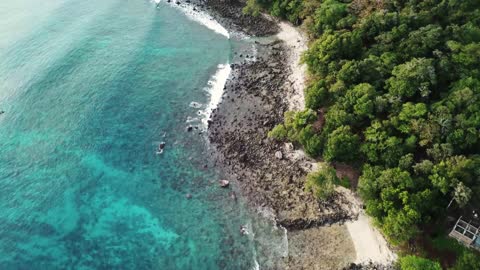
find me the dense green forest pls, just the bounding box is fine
[246,0,480,268]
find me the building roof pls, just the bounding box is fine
[449,216,479,247]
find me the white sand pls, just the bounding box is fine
[346,213,397,264]
[277,22,318,172]
[276,21,307,111]
[277,22,319,176]
[341,189,397,264]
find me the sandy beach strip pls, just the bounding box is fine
[346,212,397,264]
[276,21,307,111]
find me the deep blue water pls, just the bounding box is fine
[0,0,280,269]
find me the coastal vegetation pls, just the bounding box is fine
[304,163,338,199]
[248,0,480,268]
[398,255,441,270]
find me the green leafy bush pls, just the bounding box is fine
[323,125,360,162]
[305,163,338,200]
[398,256,441,270]
[269,109,322,157]
[452,251,480,270]
[268,124,288,140]
[305,80,327,110]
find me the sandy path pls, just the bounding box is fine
[276,22,318,172]
[276,21,307,111]
[346,213,397,264]
[341,188,397,264]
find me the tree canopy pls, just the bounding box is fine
[304,162,339,200]
[260,0,480,248]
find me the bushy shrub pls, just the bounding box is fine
[268,124,288,140]
[452,251,480,270]
[323,125,360,162]
[305,80,327,110]
[269,109,323,157]
[398,256,441,270]
[305,163,338,200]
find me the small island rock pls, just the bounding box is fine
[219,180,229,188]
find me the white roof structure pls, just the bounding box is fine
[449,216,480,250]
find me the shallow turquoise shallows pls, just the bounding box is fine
[0,0,262,269]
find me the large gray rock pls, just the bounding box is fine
[219,180,230,188]
[285,143,294,151]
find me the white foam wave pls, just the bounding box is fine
[280,225,289,258]
[252,259,260,270]
[256,207,276,221]
[201,63,231,126]
[186,116,200,123]
[154,0,230,38]
[254,206,290,260]
[189,101,202,109]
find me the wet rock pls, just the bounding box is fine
[191,0,279,36]
[285,142,294,151]
[219,180,229,188]
[159,142,166,150]
[185,193,192,199]
[229,192,237,201]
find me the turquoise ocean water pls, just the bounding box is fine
[0,0,288,269]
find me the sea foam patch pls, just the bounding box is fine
[153,0,230,38]
[201,63,231,126]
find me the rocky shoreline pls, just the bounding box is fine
[207,41,358,269]
[196,1,362,269]
[201,0,358,231]
[175,0,395,269]
[187,0,279,36]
